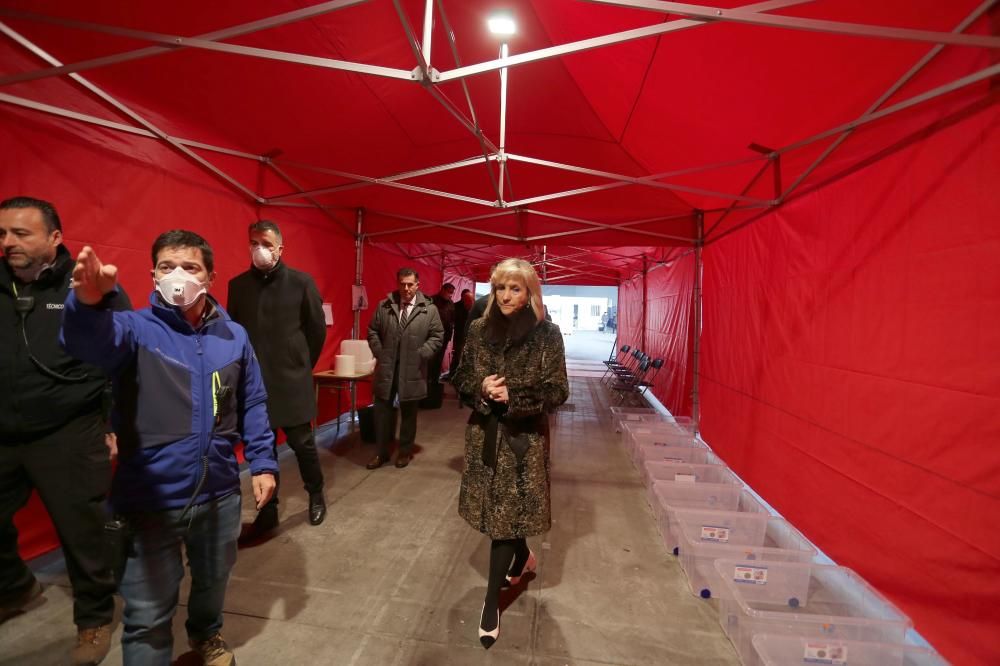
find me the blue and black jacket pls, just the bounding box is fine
[61,290,278,513]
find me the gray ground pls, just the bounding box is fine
[0,375,738,666]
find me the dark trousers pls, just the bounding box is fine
[263,423,324,507]
[0,411,115,628]
[427,349,446,385]
[374,366,419,458]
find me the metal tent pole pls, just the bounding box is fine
[641,255,648,353]
[498,42,509,205]
[351,208,365,429]
[421,0,433,66]
[353,208,364,338]
[692,211,704,433]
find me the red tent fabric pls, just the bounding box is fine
[1,1,997,662]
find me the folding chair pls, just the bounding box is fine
[611,356,652,404]
[601,344,631,382]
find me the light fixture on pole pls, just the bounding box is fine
[488,11,515,205]
[487,11,516,36]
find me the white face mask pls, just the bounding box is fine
[155,267,207,311]
[252,246,275,270]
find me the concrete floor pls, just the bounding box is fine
[0,377,739,666]
[562,330,618,362]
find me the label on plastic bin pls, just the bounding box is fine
[624,414,641,421]
[733,565,768,585]
[660,457,684,464]
[675,473,696,483]
[700,525,730,542]
[803,642,847,665]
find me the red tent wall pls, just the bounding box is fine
[700,102,1000,666]
[617,256,695,416]
[1,107,442,560]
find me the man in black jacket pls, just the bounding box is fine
[228,220,327,538]
[0,197,131,665]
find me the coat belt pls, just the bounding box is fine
[470,410,545,472]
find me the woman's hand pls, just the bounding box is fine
[481,374,507,402]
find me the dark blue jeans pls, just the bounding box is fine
[119,491,241,666]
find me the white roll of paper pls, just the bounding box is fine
[334,354,355,376]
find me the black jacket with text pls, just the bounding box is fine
[0,244,132,439]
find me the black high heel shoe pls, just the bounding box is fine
[478,603,499,649]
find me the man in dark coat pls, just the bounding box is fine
[422,282,455,408]
[0,196,131,665]
[465,292,489,338]
[449,288,474,375]
[227,220,328,535]
[365,268,443,469]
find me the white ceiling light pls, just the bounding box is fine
[487,12,516,36]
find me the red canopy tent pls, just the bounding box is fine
[1,1,997,662]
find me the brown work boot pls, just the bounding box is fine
[189,633,236,666]
[71,623,111,665]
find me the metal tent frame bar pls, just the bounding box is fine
[2,1,993,251]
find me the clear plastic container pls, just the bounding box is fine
[643,460,737,489]
[674,512,816,599]
[624,412,697,431]
[715,560,912,666]
[635,443,724,469]
[610,406,658,433]
[648,476,744,554]
[625,425,702,465]
[752,634,949,666]
[651,486,768,555]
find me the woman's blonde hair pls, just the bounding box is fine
[485,258,545,323]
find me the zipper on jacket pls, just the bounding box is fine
[194,328,210,514]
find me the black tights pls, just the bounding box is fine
[481,538,530,632]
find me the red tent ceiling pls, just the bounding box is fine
[0,0,995,283]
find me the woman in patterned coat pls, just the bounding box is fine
[451,258,569,649]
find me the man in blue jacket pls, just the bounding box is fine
[62,230,278,666]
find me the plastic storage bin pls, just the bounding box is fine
[635,443,723,469]
[673,512,816,599]
[715,560,912,666]
[621,420,680,450]
[651,486,767,556]
[623,412,697,431]
[625,425,702,464]
[647,472,740,555]
[643,460,737,489]
[610,406,657,432]
[752,634,949,666]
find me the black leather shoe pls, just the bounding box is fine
[395,453,411,468]
[366,454,388,470]
[308,493,326,526]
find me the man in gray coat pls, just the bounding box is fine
[366,268,443,469]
